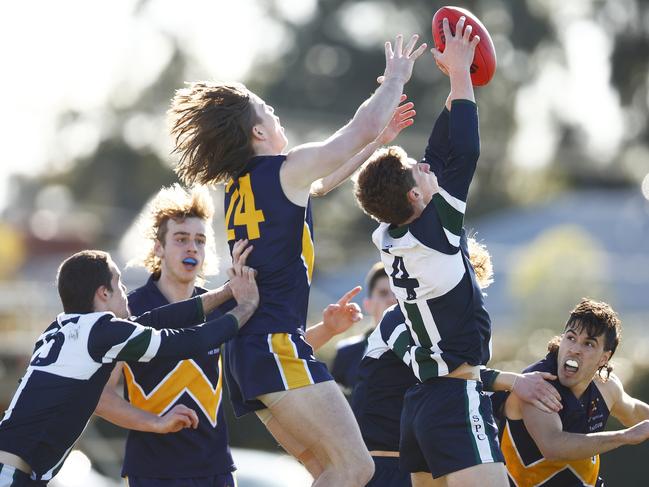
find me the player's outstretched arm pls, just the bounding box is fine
[485,369,562,413]
[521,399,649,461]
[304,287,363,351]
[310,96,415,197]
[606,373,649,427]
[282,34,427,199]
[95,363,199,434]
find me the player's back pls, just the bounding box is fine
[0,313,116,481]
[500,353,608,487]
[224,155,313,334]
[373,224,491,380]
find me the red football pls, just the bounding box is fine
[432,6,497,86]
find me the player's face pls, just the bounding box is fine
[364,276,397,326]
[106,261,130,318]
[157,217,207,285]
[250,94,288,153]
[408,159,439,206]
[557,325,611,390]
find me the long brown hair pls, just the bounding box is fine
[169,82,259,185]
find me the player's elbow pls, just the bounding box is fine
[537,441,564,462]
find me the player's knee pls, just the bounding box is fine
[345,451,374,485]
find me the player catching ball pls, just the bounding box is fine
[354,16,510,486]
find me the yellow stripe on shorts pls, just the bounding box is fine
[269,333,314,390]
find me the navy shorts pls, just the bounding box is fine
[126,473,235,487]
[399,378,504,478]
[0,464,45,487]
[224,332,333,417]
[367,457,411,487]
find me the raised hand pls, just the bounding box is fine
[383,34,428,85]
[376,94,416,146]
[322,286,363,336]
[431,16,480,76]
[512,371,563,414]
[153,404,199,434]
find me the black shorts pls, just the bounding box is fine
[399,378,504,478]
[367,457,411,487]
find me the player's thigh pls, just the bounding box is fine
[444,462,508,487]
[411,472,446,487]
[258,380,367,462]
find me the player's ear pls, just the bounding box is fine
[363,297,373,315]
[154,239,164,258]
[93,285,111,311]
[598,350,612,368]
[407,187,420,203]
[251,124,266,142]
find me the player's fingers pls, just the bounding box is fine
[533,400,553,414]
[399,93,408,103]
[337,286,362,305]
[231,239,245,262]
[442,18,452,43]
[456,16,466,39]
[377,75,385,84]
[409,42,428,60]
[226,267,235,280]
[463,23,473,42]
[471,35,481,47]
[238,245,254,266]
[539,372,557,380]
[397,119,415,130]
[404,33,419,57]
[397,101,415,113]
[394,34,403,56]
[399,109,416,120]
[247,267,256,283]
[385,41,394,62]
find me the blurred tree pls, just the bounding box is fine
[509,225,612,334]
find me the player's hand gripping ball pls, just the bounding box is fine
[432,6,497,86]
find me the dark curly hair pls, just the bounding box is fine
[354,146,415,225]
[548,298,621,380]
[169,82,260,185]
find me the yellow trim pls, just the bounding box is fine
[270,333,313,390]
[501,421,600,487]
[301,222,314,284]
[122,357,223,427]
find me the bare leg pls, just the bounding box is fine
[257,409,324,478]
[258,381,374,486]
[411,472,447,487]
[443,463,508,487]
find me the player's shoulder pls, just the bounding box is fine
[595,372,624,405]
[522,353,558,375]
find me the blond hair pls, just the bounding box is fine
[467,238,494,289]
[131,184,218,280]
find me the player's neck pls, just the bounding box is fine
[155,273,195,304]
[569,379,591,400]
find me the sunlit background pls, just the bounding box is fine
[1,0,649,485]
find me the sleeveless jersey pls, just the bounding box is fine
[121,276,234,478]
[224,155,314,334]
[0,299,237,482]
[501,353,609,487]
[371,101,491,381]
